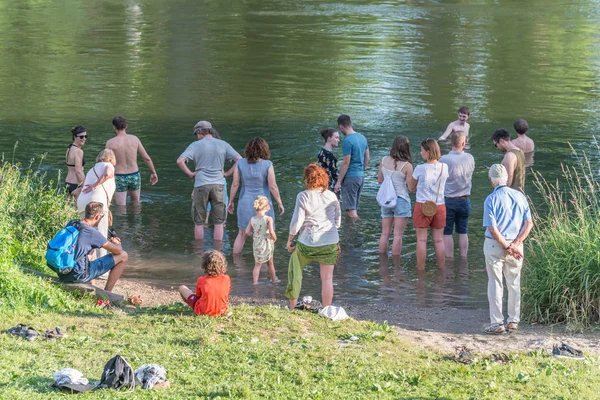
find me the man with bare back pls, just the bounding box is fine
[511,119,535,167]
[105,116,158,205]
[439,106,471,141]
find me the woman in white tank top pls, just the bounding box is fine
[377,136,414,256]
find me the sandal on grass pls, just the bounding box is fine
[6,324,39,341]
[484,324,506,335]
[490,353,512,364]
[447,346,475,365]
[552,343,584,360]
[44,327,67,341]
[127,295,143,306]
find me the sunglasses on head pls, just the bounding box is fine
[77,135,88,139]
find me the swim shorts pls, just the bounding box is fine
[115,171,141,193]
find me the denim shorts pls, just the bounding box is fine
[444,197,471,235]
[381,197,411,218]
[59,254,115,283]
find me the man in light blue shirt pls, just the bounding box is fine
[333,114,369,219]
[483,164,533,335]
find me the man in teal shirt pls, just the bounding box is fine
[333,114,370,219]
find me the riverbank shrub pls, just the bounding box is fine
[0,157,81,311]
[523,151,600,328]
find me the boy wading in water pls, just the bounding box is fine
[439,106,471,141]
[105,116,158,206]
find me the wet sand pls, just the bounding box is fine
[106,278,600,356]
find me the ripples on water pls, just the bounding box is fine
[1,0,600,309]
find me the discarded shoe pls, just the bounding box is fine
[552,343,584,360]
[447,346,475,365]
[294,299,323,313]
[6,324,39,341]
[490,353,512,364]
[127,295,143,306]
[44,327,67,341]
[96,299,119,311]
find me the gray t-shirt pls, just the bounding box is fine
[439,151,475,197]
[180,138,241,187]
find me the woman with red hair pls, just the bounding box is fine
[286,164,341,308]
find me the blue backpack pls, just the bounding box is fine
[45,222,82,275]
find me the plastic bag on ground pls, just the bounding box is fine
[318,305,349,321]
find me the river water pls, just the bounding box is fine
[1,0,599,309]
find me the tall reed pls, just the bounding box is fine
[0,155,83,311]
[523,146,600,328]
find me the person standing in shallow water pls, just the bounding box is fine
[316,128,340,192]
[178,121,241,241]
[439,106,471,141]
[439,131,475,259]
[492,128,525,193]
[377,136,414,256]
[228,137,284,254]
[105,116,158,205]
[511,119,535,167]
[333,114,369,219]
[65,126,87,200]
[408,139,448,271]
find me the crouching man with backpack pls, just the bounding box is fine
[48,201,128,292]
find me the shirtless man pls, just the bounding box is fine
[105,116,158,205]
[491,128,525,193]
[439,106,470,140]
[511,119,535,167]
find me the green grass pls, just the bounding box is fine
[523,146,600,328]
[1,304,599,399]
[0,155,88,313]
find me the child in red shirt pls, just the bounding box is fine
[178,250,231,316]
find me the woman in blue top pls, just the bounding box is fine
[228,138,285,254]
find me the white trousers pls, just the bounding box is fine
[484,238,523,325]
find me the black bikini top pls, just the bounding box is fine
[66,144,86,167]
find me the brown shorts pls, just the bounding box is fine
[192,184,226,225]
[412,202,446,229]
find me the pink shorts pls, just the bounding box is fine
[413,202,446,229]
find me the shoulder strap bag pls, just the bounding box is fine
[421,163,444,217]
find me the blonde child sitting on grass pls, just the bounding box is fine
[245,195,278,284]
[178,250,230,316]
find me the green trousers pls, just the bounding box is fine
[285,242,339,300]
